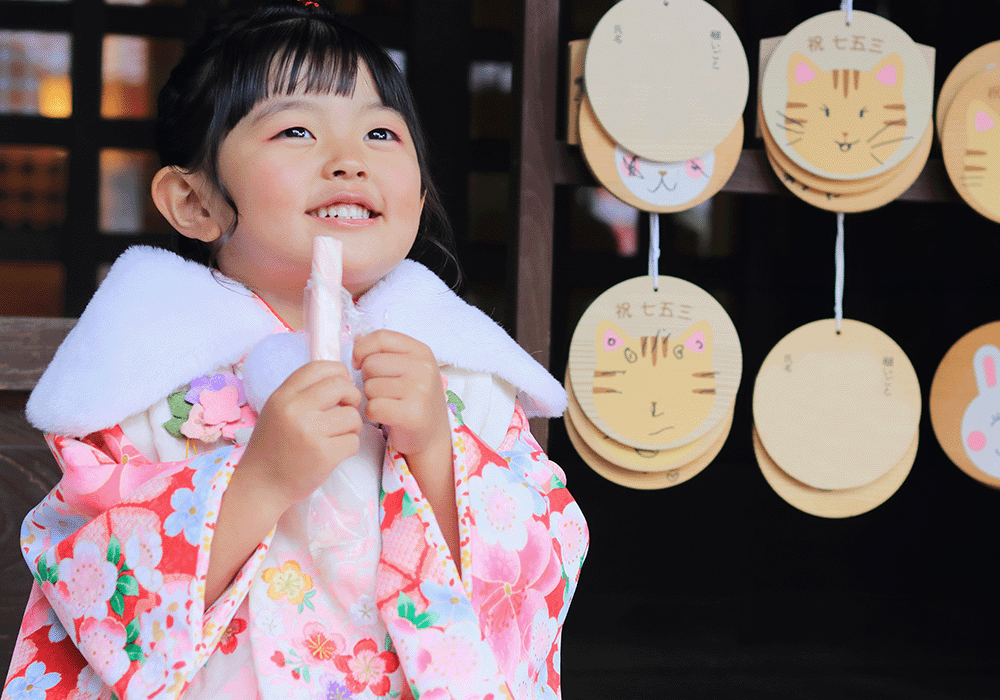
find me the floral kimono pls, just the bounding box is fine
[3,247,588,700]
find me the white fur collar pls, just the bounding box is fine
[27,247,565,437]
[357,259,566,419]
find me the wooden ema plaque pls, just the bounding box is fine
[941,67,1000,225]
[753,423,916,518]
[762,109,932,213]
[759,10,933,182]
[568,276,742,452]
[566,396,732,490]
[753,319,921,492]
[936,40,1000,140]
[929,321,1000,489]
[565,368,732,473]
[584,0,748,163]
[578,93,744,214]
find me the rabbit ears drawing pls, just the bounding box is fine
[961,343,1000,478]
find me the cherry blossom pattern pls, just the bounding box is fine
[123,531,163,593]
[5,661,60,700]
[217,617,247,655]
[469,463,534,552]
[262,560,316,611]
[78,617,130,686]
[54,541,119,620]
[334,638,399,696]
[162,448,230,545]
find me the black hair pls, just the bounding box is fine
[157,0,458,283]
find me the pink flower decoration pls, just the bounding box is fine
[199,386,242,425]
[180,404,223,443]
[179,379,256,445]
[221,405,256,442]
[185,372,245,405]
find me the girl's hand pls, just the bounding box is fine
[353,330,461,568]
[239,360,363,510]
[352,330,451,466]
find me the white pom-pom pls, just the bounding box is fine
[243,332,310,414]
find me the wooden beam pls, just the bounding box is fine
[0,317,76,391]
[511,0,561,447]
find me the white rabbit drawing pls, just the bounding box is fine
[961,343,1000,478]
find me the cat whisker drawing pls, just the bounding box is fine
[866,119,906,143]
[870,135,912,150]
[775,119,805,136]
[649,426,674,436]
[777,111,805,130]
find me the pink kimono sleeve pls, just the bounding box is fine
[3,427,270,700]
[376,399,588,699]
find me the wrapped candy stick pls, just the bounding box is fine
[306,236,343,362]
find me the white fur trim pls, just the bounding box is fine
[359,260,567,418]
[26,251,566,437]
[26,246,278,437]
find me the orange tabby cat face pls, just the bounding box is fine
[961,99,1000,221]
[782,53,907,175]
[592,319,716,445]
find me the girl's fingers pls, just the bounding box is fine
[353,329,429,369]
[297,373,362,410]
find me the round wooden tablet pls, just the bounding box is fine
[565,367,733,473]
[941,68,1000,225]
[583,0,748,163]
[565,400,731,490]
[936,41,1000,140]
[753,423,916,518]
[753,318,921,491]
[763,114,932,213]
[760,10,933,182]
[568,275,742,451]
[756,95,908,197]
[578,93,743,213]
[929,320,1000,489]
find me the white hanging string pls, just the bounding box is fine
[835,212,845,334]
[648,211,660,291]
[840,0,853,25]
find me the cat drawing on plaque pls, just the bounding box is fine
[615,145,716,207]
[961,344,1000,478]
[961,100,1000,221]
[783,52,908,175]
[593,319,716,445]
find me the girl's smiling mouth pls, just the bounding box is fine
[308,203,374,219]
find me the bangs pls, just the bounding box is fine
[222,19,365,131]
[266,29,359,98]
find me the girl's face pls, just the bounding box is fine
[212,65,423,316]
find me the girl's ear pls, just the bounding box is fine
[151,166,226,243]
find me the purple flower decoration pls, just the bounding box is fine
[185,372,245,406]
[319,676,353,700]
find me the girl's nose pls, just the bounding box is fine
[324,151,367,180]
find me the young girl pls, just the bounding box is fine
[3,2,588,698]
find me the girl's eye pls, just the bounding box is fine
[859,107,867,118]
[278,126,313,139]
[822,106,830,117]
[365,128,397,142]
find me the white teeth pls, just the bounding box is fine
[311,204,372,219]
